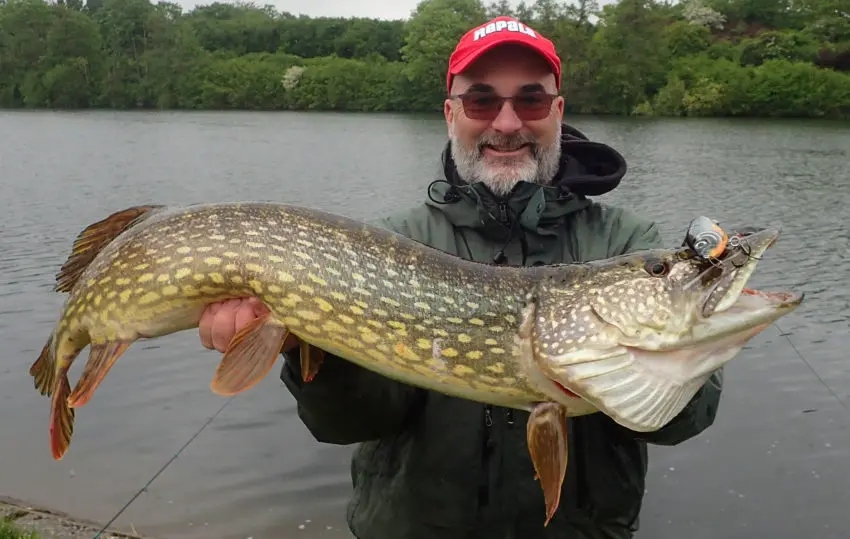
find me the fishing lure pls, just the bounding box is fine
[684,216,729,260]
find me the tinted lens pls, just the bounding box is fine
[459,92,554,121]
[460,92,503,120]
[512,94,553,120]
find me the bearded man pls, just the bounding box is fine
[198,16,724,539]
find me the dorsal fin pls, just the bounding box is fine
[54,205,165,292]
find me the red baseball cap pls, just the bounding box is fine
[446,16,561,93]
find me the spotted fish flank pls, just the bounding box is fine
[29,201,803,526]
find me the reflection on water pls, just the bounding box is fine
[1,111,848,539]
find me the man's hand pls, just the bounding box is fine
[199,297,300,353]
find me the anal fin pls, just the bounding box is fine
[210,313,288,396]
[526,402,569,527]
[300,341,326,383]
[50,367,76,460]
[67,340,132,408]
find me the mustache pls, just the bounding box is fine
[476,133,539,155]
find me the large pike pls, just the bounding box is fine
[30,202,802,524]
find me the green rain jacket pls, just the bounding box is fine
[279,124,723,539]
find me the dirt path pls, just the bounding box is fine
[0,497,147,539]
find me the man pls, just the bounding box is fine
[198,16,723,539]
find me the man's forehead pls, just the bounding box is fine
[453,70,556,94]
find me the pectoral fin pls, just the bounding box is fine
[526,402,569,527]
[210,313,288,396]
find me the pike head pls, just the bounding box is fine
[526,226,803,432]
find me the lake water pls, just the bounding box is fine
[0,110,848,539]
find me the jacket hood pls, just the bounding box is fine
[425,122,628,241]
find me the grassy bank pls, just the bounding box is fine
[0,520,39,539]
[0,498,143,539]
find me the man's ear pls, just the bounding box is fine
[444,98,454,137]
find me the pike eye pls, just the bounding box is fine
[645,261,669,277]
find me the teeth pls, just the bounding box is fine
[487,145,524,152]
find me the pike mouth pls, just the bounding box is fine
[694,226,786,319]
[674,283,804,355]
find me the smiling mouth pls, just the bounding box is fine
[483,143,531,154]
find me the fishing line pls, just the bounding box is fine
[91,396,235,539]
[773,322,849,413]
[689,217,847,412]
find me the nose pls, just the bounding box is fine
[491,100,523,133]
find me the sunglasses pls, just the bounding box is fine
[451,91,558,121]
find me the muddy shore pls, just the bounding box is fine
[0,497,146,539]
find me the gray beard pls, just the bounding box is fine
[450,123,562,197]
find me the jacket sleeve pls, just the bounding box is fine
[277,213,427,445]
[279,350,426,445]
[609,209,725,446]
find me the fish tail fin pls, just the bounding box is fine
[30,332,57,397]
[49,367,75,460]
[67,339,133,408]
[210,313,288,396]
[55,205,165,292]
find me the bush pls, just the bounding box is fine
[282,56,408,111]
[644,56,850,119]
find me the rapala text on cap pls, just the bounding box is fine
[473,20,537,41]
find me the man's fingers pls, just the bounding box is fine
[199,304,218,350]
[200,297,271,353]
[234,301,261,339]
[247,296,271,318]
[210,303,238,352]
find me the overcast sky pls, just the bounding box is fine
[175,0,618,20]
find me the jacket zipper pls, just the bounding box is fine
[496,201,508,224]
[479,404,494,507]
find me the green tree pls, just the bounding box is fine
[400,0,487,111]
[590,0,671,114]
[0,0,847,118]
[0,0,55,105]
[708,0,795,28]
[38,4,104,107]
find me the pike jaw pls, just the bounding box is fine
[527,226,804,432]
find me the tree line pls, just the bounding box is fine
[0,0,848,118]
